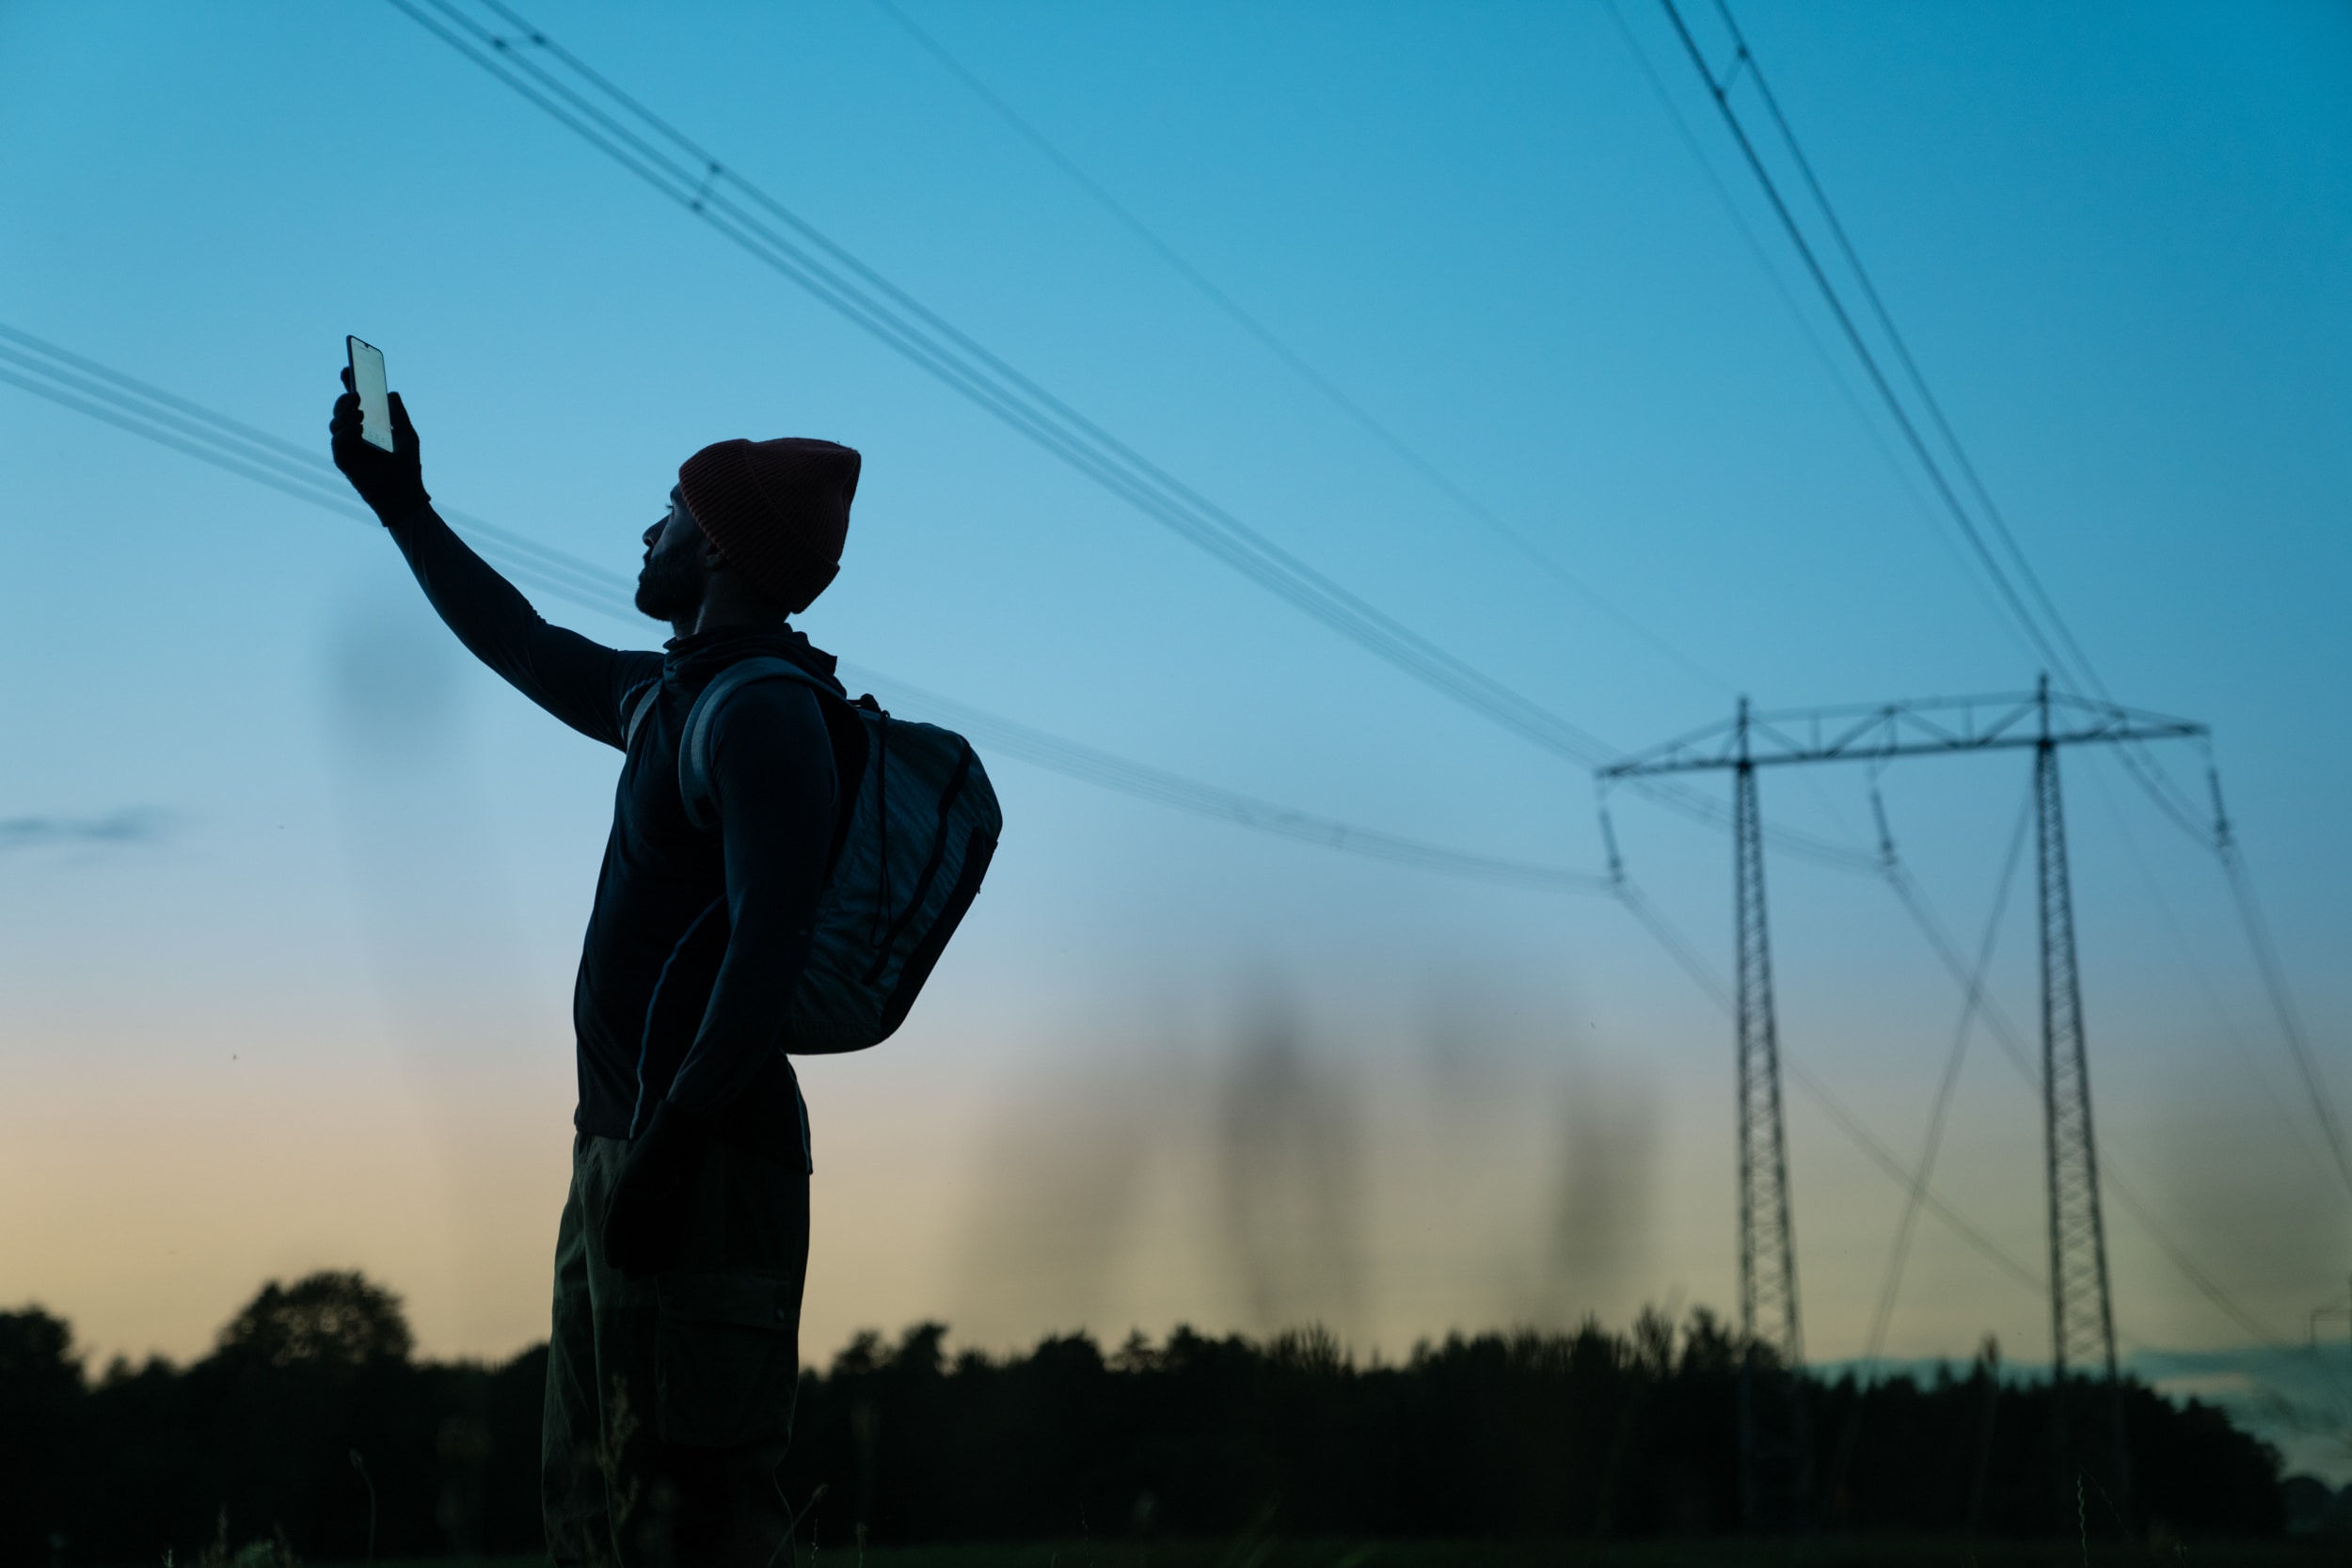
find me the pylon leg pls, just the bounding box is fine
[1732,707,1812,1528]
[2036,722,2130,1527]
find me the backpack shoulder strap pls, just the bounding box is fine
[677,657,839,830]
[623,678,663,751]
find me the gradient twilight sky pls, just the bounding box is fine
[2,0,2348,1464]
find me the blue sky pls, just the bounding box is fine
[2,0,2347,1471]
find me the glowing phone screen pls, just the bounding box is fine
[347,336,394,452]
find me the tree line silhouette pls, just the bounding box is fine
[0,1271,2283,1563]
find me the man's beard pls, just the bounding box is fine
[634,551,701,622]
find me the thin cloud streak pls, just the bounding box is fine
[0,809,170,853]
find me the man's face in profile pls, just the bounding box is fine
[636,486,706,622]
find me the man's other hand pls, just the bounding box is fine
[603,1100,717,1279]
[329,366,430,526]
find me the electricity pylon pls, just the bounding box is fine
[1603,680,2203,1526]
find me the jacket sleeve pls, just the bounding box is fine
[664,678,837,1116]
[385,504,658,749]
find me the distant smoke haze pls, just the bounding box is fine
[326,592,468,764]
[1216,985,1367,1336]
[317,586,556,1351]
[320,588,533,1023]
[950,1068,1156,1341]
[2142,1085,2352,1347]
[1534,1059,1661,1327]
[942,972,1661,1354]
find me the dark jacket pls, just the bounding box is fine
[387,505,840,1170]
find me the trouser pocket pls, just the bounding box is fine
[654,1271,802,1448]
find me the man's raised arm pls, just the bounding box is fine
[330,373,653,750]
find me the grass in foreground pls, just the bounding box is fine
[326,1536,2342,1568]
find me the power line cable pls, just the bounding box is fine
[1823,780,2030,1509]
[1618,0,2226,977]
[1783,1054,2042,1297]
[1595,1,2044,848]
[1615,873,2044,1294]
[1850,804,2296,1351]
[1869,811,2301,1351]
[0,324,1614,900]
[1652,0,2080,694]
[830,666,1614,896]
[0,330,659,616]
[872,0,1914,913]
[1701,0,2102,694]
[383,0,1883,874]
[864,0,1732,698]
[1860,780,2033,1362]
[395,0,1606,762]
[1651,0,2216,854]
[1593,0,2035,663]
[2203,760,2352,1199]
[2074,749,2340,1196]
[1703,0,2222,855]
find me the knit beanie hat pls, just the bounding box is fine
[676,436,862,613]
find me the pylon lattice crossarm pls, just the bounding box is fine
[1600,689,2204,779]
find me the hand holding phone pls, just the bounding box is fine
[329,337,429,524]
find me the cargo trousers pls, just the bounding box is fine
[544,1131,811,1567]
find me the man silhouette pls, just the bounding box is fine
[333,372,859,1564]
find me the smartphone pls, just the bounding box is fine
[346,336,394,452]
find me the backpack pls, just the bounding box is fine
[626,657,1001,1052]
